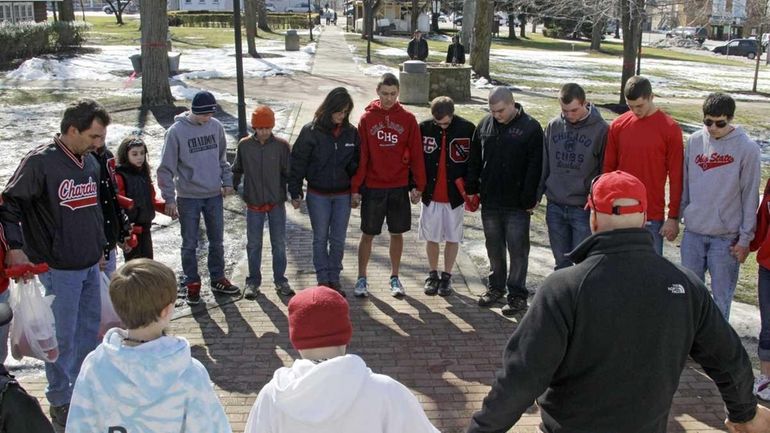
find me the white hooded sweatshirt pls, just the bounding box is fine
[244,354,440,433]
[66,328,232,433]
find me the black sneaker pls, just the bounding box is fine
[186,282,202,305]
[49,403,69,431]
[501,296,528,316]
[438,272,453,297]
[275,281,295,297]
[244,282,261,300]
[211,278,240,295]
[423,271,439,295]
[478,289,505,307]
[324,281,347,298]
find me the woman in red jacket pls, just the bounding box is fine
[750,178,770,400]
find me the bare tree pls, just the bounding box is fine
[412,0,420,31]
[104,0,135,25]
[363,0,381,62]
[619,0,644,103]
[59,0,75,21]
[245,0,260,57]
[470,0,493,78]
[140,0,173,107]
[461,0,477,53]
[257,0,271,30]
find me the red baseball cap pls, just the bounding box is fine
[586,171,647,215]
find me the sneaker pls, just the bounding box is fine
[186,282,202,305]
[49,403,69,431]
[211,278,240,295]
[354,277,369,298]
[275,281,295,297]
[324,281,347,298]
[244,282,261,300]
[438,272,453,297]
[501,296,528,316]
[478,289,505,307]
[424,271,439,295]
[754,374,770,400]
[390,276,405,298]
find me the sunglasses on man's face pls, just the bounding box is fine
[703,118,728,128]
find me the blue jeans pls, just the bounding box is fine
[177,195,225,283]
[306,192,351,284]
[481,208,530,300]
[246,203,288,286]
[645,220,664,255]
[546,202,592,270]
[680,230,739,320]
[759,266,770,362]
[38,264,101,406]
[0,289,8,364]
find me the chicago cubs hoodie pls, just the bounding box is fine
[244,354,439,433]
[66,329,232,433]
[351,100,426,193]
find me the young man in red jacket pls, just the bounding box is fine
[603,76,683,255]
[351,73,426,298]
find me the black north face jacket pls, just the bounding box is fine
[419,115,476,208]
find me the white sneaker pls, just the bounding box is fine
[354,277,369,298]
[755,374,770,401]
[389,276,405,298]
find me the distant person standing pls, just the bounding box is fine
[445,35,465,65]
[603,75,684,255]
[407,30,429,61]
[539,83,607,269]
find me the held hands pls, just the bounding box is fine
[164,203,179,220]
[409,188,422,205]
[291,199,302,210]
[659,218,679,242]
[351,193,362,209]
[222,186,234,197]
[731,244,750,264]
[725,405,770,433]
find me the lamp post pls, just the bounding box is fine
[308,1,314,41]
[233,0,247,138]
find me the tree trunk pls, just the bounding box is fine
[115,0,125,25]
[141,0,173,107]
[257,0,270,30]
[461,0,476,54]
[59,0,75,21]
[619,0,643,104]
[531,18,536,33]
[519,13,526,38]
[411,0,419,32]
[470,0,491,78]
[507,13,517,39]
[590,16,606,51]
[245,0,258,57]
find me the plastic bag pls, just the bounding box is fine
[9,277,59,363]
[99,272,122,338]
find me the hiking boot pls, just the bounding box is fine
[354,277,369,298]
[185,282,202,305]
[423,271,440,296]
[755,374,770,401]
[438,272,453,297]
[275,281,295,297]
[501,296,528,316]
[324,281,347,298]
[49,403,69,431]
[211,278,240,295]
[478,289,505,307]
[390,276,405,298]
[244,282,261,300]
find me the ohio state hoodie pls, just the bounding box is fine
[351,100,426,193]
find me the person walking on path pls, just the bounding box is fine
[350,73,426,298]
[418,96,475,297]
[157,90,240,305]
[289,88,359,297]
[539,83,607,270]
[466,86,543,316]
[407,30,429,61]
[0,99,110,430]
[680,92,760,320]
[233,105,293,301]
[603,75,683,255]
[467,170,770,433]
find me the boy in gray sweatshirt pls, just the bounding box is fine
[680,92,761,320]
[157,91,238,305]
[538,83,608,269]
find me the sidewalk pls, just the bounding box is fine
[17,25,752,433]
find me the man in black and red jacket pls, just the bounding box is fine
[418,96,475,297]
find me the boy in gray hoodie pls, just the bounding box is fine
[157,91,238,305]
[680,92,761,320]
[539,83,608,269]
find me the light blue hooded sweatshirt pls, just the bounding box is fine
[66,328,232,433]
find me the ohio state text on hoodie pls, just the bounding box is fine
[0,136,106,270]
[351,100,426,193]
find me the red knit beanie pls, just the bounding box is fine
[288,286,352,350]
[251,105,275,129]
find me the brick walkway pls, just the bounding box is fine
[16,24,755,433]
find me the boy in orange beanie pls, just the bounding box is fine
[232,105,293,300]
[244,286,439,433]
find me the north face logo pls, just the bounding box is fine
[667,284,685,295]
[58,177,98,210]
[695,153,734,171]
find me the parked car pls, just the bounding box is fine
[265,2,276,12]
[762,33,769,50]
[665,26,707,43]
[712,38,760,59]
[286,3,318,12]
[453,15,462,25]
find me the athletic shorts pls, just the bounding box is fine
[360,186,411,235]
[418,201,464,243]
